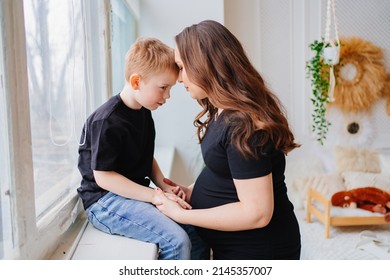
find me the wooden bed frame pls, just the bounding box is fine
[306,187,389,238]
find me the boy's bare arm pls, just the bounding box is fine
[94,170,157,203]
[149,158,167,190]
[93,169,191,209]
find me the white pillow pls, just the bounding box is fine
[291,173,345,209]
[342,171,390,193]
[285,155,325,210]
[285,156,325,187]
[334,146,381,173]
[379,153,390,174]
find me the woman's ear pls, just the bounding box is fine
[129,74,141,90]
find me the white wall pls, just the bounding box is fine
[138,0,224,184]
[224,0,261,68]
[225,0,313,144]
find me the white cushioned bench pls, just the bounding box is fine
[70,147,175,260]
[71,222,158,259]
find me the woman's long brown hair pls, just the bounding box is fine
[175,20,300,158]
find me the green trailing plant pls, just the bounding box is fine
[306,39,332,145]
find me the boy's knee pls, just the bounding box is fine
[177,229,192,247]
[174,229,192,256]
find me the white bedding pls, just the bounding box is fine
[295,209,390,260]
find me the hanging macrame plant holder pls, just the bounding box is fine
[323,0,340,102]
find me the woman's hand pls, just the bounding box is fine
[153,188,188,220]
[152,187,192,210]
[164,191,192,210]
[163,178,193,203]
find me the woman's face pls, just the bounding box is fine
[174,47,207,100]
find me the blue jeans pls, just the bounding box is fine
[180,224,211,260]
[86,192,191,260]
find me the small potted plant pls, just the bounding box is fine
[306,0,340,145]
[306,38,332,145]
[323,42,340,65]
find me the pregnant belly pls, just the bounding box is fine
[190,166,239,209]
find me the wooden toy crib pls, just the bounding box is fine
[306,187,389,238]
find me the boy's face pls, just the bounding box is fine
[136,71,177,111]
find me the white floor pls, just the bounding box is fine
[296,209,390,260]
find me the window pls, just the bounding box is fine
[24,0,90,219]
[110,0,137,94]
[0,18,12,259]
[0,0,110,259]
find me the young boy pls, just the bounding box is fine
[77,37,191,260]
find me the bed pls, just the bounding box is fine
[284,144,390,260]
[297,187,390,260]
[305,187,389,239]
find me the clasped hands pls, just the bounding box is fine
[153,178,192,218]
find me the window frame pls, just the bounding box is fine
[0,0,110,259]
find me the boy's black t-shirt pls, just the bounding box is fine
[77,94,155,210]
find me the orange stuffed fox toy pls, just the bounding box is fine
[331,186,390,222]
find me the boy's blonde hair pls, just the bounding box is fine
[124,37,178,83]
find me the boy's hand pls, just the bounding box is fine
[153,186,192,210]
[165,192,192,210]
[163,178,190,201]
[154,188,188,221]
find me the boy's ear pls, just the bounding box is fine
[129,74,141,90]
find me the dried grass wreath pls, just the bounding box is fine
[332,37,386,113]
[381,73,390,116]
